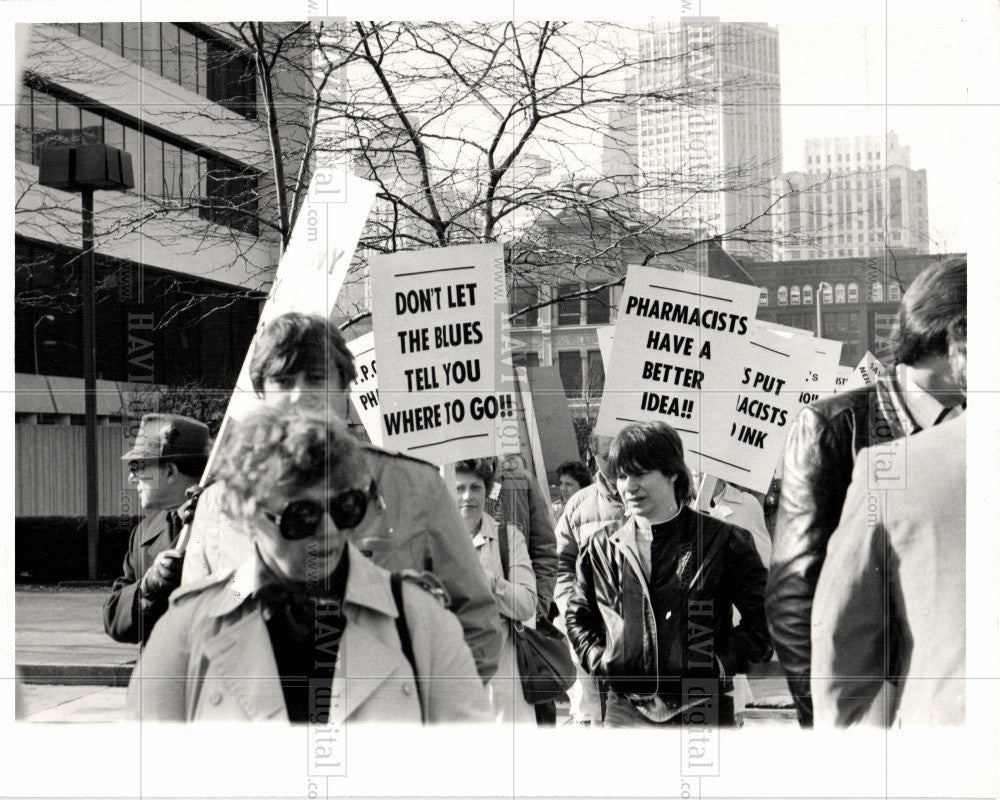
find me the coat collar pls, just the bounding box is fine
[471,512,498,548]
[208,542,398,620]
[197,543,414,723]
[139,509,173,546]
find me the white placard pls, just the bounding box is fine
[220,170,378,422]
[700,326,815,493]
[833,365,855,393]
[762,323,844,407]
[798,337,844,405]
[843,350,887,391]
[596,325,615,373]
[370,243,507,464]
[593,266,762,460]
[346,333,382,446]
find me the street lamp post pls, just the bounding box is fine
[32,314,55,374]
[38,144,133,580]
[815,281,833,337]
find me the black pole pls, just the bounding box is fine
[81,187,99,581]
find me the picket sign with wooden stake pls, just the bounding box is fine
[175,170,377,551]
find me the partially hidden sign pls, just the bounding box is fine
[594,266,761,460]
[346,333,382,446]
[698,323,814,493]
[843,350,886,391]
[221,170,377,422]
[370,243,507,464]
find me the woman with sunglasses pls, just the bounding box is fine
[128,407,492,724]
[451,459,538,725]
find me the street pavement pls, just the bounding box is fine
[15,586,796,726]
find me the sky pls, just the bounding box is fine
[778,21,969,253]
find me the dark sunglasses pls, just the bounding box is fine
[264,481,379,540]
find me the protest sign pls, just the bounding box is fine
[699,323,815,493]
[524,365,582,482]
[843,350,886,391]
[798,337,844,405]
[596,325,615,373]
[176,170,377,550]
[346,333,382,446]
[370,243,508,464]
[833,365,855,393]
[761,323,843,407]
[593,266,761,467]
[220,169,377,422]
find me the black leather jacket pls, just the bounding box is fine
[565,508,771,700]
[766,372,918,726]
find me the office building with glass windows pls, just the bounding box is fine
[14,22,307,518]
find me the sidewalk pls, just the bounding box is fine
[15,586,796,726]
[16,586,136,686]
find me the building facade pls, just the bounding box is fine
[773,131,930,261]
[723,252,961,367]
[14,22,308,516]
[635,21,782,258]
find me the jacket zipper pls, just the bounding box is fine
[615,536,660,698]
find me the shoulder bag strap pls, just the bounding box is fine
[390,572,425,723]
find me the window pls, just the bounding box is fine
[888,283,902,301]
[558,351,583,399]
[19,85,260,235]
[847,283,859,303]
[556,284,581,325]
[870,282,884,302]
[821,284,833,304]
[790,285,801,305]
[758,288,768,306]
[802,285,814,305]
[834,284,846,304]
[510,285,539,327]
[587,350,605,399]
[585,285,612,325]
[777,286,788,305]
[512,351,540,370]
[74,22,256,120]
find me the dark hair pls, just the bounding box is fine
[555,460,591,490]
[249,312,358,395]
[947,315,967,347]
[894,257,967,366]
[166,455,209,480]
[212,406,368,509]
[608,422,694,505]
[454,459,496,495]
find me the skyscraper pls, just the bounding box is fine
[635,21,782,258]
[773,131,930,260]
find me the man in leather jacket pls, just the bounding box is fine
[565,422,771,727]
[766,257,967,726]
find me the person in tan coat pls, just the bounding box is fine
[130,406,492,724]
[181,312,502,681]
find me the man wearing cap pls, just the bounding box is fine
[104,413,210,644]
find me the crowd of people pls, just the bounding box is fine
[106,256,968,730]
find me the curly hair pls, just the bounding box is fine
[212,406,369,513]
[249,312,358,395]
[454,458,496,495]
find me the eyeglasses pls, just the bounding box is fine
[128,460,155,477]
[263,481,379,540]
